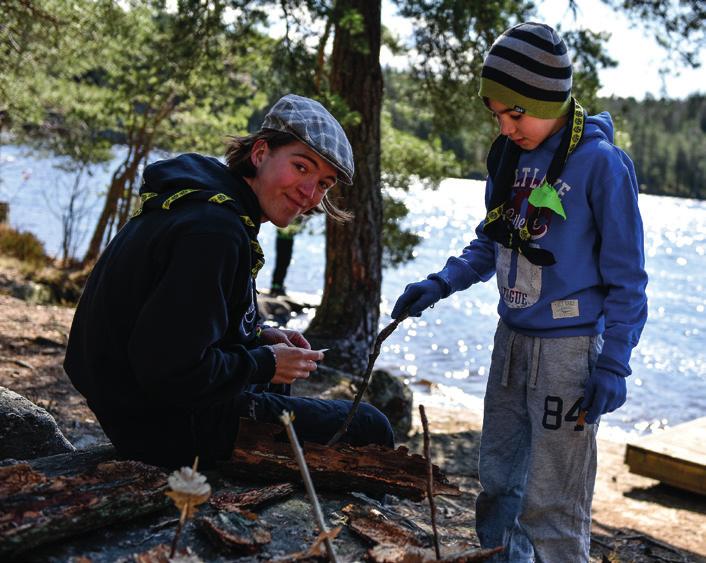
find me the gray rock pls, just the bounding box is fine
[366,369,413,440]
[9,280,55,304]
[295,366,413,441]
[0,386,75,460]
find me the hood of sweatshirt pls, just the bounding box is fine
[583,111,614,144]
[138,153,263,226]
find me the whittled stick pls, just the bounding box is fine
[327,312,410,446]
[280,411,339,563]
[419,405,441,560]
[574,410,588,431]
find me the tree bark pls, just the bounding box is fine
[82,96,174,265]
[82,143,148,265]
[343,503,505,562]
[198,511,272,554]
[0,452,169,559]
[209,483,296,512]
[305,0,384,373]
[219,420,460,501]
[343,503,427,548]
[368,544,505,563]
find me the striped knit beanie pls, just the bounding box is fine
[479,22,572,119]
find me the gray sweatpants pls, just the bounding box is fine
[475,321,602,562]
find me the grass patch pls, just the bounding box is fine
[0,226,50,270]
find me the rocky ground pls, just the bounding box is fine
[1,259,705,562]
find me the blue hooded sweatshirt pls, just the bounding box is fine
[432,113,648,377]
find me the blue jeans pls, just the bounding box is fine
[236,391,395,448]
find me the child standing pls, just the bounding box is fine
[391,22,648,562]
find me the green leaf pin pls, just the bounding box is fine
[528,181,566,219]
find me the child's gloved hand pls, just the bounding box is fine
[391,279,444,319]
[581,367,627,424]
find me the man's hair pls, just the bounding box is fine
[225,131,352,223]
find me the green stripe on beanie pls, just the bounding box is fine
[479,22,572,118]
[480,78,572,119]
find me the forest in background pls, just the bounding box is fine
[2,0,704,371]
[384,68,706,197]
[602,95,706,199]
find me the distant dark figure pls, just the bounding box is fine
[270,217,307,297]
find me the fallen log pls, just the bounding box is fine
[220,420,460,501]
[0,456,169,559]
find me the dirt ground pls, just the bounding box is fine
[1,266,705,562]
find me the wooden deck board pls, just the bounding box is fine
[624,417,706,495]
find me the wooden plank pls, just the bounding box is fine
[624,417,706,495]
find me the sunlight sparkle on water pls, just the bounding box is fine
[444,370,469,380]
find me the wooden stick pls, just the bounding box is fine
[574,410,588,431]
[327,312,409,446]
[169,456,200,558]
[589,536,614,550]
[169,505,188,558]
[419,405,441,560]
[0,356,35,371]
[616,530,687,557]
[280,411,339,563]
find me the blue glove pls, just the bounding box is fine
[391,279,444,319]
[581,367,627,424]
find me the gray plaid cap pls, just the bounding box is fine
[261,94,354,185]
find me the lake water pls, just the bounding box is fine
[2,145,705,441]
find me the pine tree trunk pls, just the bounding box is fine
[81,99,171,266]
[82,145,148,265]
[305,0,383,374]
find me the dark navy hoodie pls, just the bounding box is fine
[64,154,276,467]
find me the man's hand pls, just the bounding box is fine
[270,344,323,385]
[261,327,311,349]
[391,279,444,319]
[581,368,627,424]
